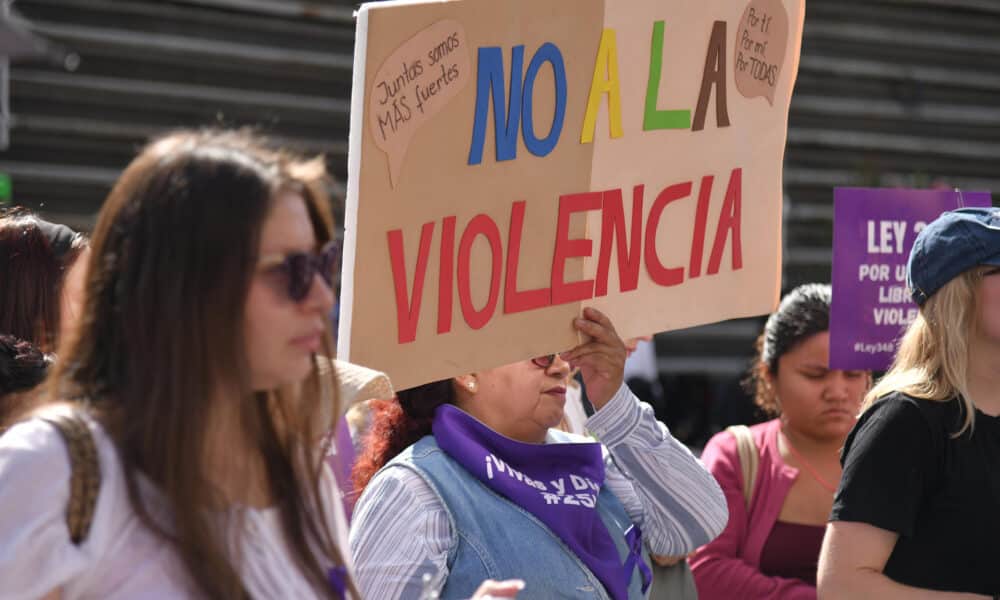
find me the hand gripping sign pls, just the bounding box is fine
[339,0,805,391]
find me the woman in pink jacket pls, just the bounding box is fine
[690,284,870,599]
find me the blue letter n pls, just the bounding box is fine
[468,45,524,165]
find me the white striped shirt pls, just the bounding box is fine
[349,384,727,599]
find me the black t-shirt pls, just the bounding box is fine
[831,392,1000,595]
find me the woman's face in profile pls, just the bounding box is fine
[461,356,572,443]
[771,331,868,442]
[243,191,335,391]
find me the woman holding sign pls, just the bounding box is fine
[690,284,870,599]
[819,207,1000,598]
[349,307,727,600]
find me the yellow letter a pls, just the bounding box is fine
[581,29,623,143]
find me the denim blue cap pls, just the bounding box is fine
[907,206,1000,306]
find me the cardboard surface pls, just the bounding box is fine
[340,0,805,390]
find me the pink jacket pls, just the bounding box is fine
[689,419,816,599]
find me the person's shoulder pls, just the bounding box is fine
[863,391,959,431]
[20,404,111,440]
[0,410,143,596]
[703,419,774,454]
[748,418,777,441]
[0,412,99,541]
[1,407,116,487]
[384,434,440,468]
[4,407,96,456]
[1,415,71,471]
[701,422,759,473]
[703,427,738,457]
[871,390,941,409]
[370,438,443,491]
[353,457,447,537]
[843,392,951,460]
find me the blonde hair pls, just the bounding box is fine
[864,268,982,435]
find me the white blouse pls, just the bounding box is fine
[0,407,353,599]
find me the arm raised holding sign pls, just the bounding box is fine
[564,308,729,556]
[348,307,727,600]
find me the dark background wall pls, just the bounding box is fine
[5,0,998,441]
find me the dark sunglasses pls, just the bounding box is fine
[258,240,341,302]
[531,354,557,369]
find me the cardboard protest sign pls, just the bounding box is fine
[339,0,805,390]
[829,188,992,371]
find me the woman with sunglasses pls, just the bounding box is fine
[0,129,361,598]
[349,308,727,599]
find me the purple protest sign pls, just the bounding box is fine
[829,188,992,370]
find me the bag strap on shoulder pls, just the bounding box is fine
[725,425,758,509]
[42,411,101,545]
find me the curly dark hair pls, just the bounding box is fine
[0,208,88,350]
[352,379,455,494]
[0,334,54,424]
[744,283,832,416]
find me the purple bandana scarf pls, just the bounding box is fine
[432,404,650,600]
[327,565,347,599]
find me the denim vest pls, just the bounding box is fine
[387,435,651,599]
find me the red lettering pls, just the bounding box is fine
[437,216,457,334]
[708,168,743,274]
[644,182,691,286]
[688,175,713,279]
[457,214,503,329]
[504,201,551,313]
[596,186,644,296]
[386,169,746,343]
[387,222,435,344]
[551,192,600,305]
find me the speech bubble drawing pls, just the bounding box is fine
[368,20,472,188]
[733,0,789,105]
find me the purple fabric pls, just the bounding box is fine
[326,416,357,521]
[327,565,347,599]
[432,404,643,600]
[829,187,991,370]
[623,525,653,592]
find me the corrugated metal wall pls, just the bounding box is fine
[5,0,999,385]
[4,0,355,229]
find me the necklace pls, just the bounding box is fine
[781,431,838,494]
